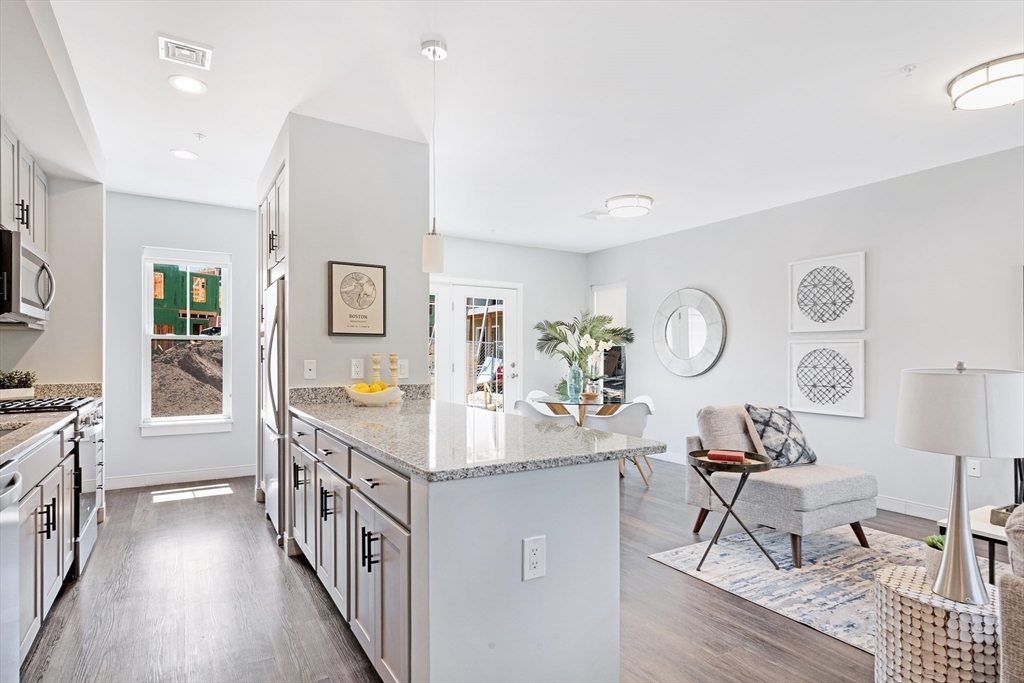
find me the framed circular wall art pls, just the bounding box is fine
[789,252,865,332]
[653,288,726,377]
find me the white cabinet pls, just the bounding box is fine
[0,116,49,250]
[351,490,410,683]
[1,118,17,231]
[39,465,63,618]
[260,165,287,285]
[17,486,41,665]
[316,465,350,619]
[60,454,74,576]
[290,443,315,564]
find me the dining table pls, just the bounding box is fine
[533,394,631,427]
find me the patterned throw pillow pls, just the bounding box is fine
[744,404,817,468]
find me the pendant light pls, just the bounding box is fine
[422,39,447,273]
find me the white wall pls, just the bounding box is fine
[440,236,589,395]
[586,147,1024,515]
[104,192,258,487]
[284,114,429,387]
[0,178,104,382]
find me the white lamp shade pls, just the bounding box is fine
[422,232,444,273]
[895,368,1024,459]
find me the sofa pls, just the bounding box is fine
[685,405,878,568]
[1000,504,1023,683]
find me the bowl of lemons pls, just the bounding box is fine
[344,381,404,406]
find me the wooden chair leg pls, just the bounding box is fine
[618,458,624,478]
[693,508,710,534]
[642,455,653,473]
[632,457,650,487]
[850,521,869,548]
[791,534,802,569]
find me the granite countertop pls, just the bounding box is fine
[0,411,76,466]
[291,399,667,482]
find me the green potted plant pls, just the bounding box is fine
[0,370,37,400]
[923,534,944,582]
[534,311,634,399]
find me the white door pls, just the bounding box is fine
[446,284,520,412]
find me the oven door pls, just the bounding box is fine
[0,229,53,323]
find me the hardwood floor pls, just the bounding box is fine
[22,463,1007,682]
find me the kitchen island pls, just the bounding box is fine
[286,398,666,683]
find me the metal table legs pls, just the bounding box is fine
[691,466,779,571]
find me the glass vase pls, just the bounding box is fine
[566,362,584,402]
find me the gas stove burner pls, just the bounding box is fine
[0,397,94,413]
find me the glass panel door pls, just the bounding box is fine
[450,285,520,412]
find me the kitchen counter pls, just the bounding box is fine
[290,398,666,482]
[0,411,75,465]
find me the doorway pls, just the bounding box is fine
[429,279,522,411]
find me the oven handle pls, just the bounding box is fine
[0,472,22,508]
[38,262,56,311]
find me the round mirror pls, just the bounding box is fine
[653,289,726,377]
[664,306,708,360]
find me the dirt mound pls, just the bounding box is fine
[151,341,224,417]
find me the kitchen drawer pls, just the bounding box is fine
[315,430,350,479]
[18,432,62,492]
[291,415,316,454]
[351,450,409,527]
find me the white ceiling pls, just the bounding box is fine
[51,1,1023,253]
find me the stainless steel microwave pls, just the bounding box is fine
[0,229,54,325]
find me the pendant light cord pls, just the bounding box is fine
[431,53,437,235]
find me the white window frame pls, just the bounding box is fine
[141,247,233,437]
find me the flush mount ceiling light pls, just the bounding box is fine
[605,194,653,218]
[947,54,1023,110]
[168,75,207,94]
[421,38,448,274]
[169,149,199,160]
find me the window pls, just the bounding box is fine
[142,247,232,437]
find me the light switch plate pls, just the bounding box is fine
[303,360,316,380]
[523,535,546,581]
[351,359,364,380]
[967,459,981,478]
[398,359,409,379]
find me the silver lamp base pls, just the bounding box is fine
[933,456,989,605]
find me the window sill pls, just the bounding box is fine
[140,418,233,438]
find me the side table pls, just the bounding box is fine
[687,450,777,571]
[875,565,999,683]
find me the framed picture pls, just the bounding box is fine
[328,261,386,336]
[788,339,864,418]
[789,251,865,332]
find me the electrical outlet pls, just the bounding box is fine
[351,359,364,380]
[522,535,546,581]
[967,458,981,478]
[303,360,316,380]
[398,359,409,379]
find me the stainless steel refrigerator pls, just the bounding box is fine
[261,278,287,539]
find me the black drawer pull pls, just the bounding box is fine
[318,448,332,456]
[358,477,379,489]
[366,533,380,573]
[38,503,51,538]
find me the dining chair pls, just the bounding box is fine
[525,390,556,415]
[630,396,656,474]
[586,402,654,487]
[513,400,578,426]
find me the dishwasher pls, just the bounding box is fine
[0,457,22,683]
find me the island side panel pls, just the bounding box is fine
[426,460,620,683]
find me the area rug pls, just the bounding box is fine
[649,526,1009,653]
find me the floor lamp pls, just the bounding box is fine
[895,364,1024,605]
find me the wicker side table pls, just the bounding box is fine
[875,565,1000,683]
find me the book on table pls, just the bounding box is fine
[707,450,745,463]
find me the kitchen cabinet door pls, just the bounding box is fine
[39,466,63,618]
[0,118,17,231]
[31,164,47,252]
[16,143,33,240]
[327,472,349,618]
[315,463,333,589]
[290,445,312,561]
[60,455,74,576]
[18,487,41,665]
[300,448,316,566]
[374,509,410,683]
[350,490,375,658]
[273,167,287,268]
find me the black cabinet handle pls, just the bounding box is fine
[367,533,380,573]
[358,477,379,489]
[320,486,334,520]
[318,448,332,457]
[293,462,304,490]
[293,431,305,438]
[49,498,56,533]
[360,526,368,568]
[38,502,51,539]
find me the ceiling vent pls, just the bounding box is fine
[158,35,213,70]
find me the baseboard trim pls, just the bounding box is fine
[650,452,689,465]
[876,495,947,521]
[105,464,256,491]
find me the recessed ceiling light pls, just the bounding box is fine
[605,195,653,218]
[168,75,207,94]
[947,54,1023,111]
[170,149,199,160]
